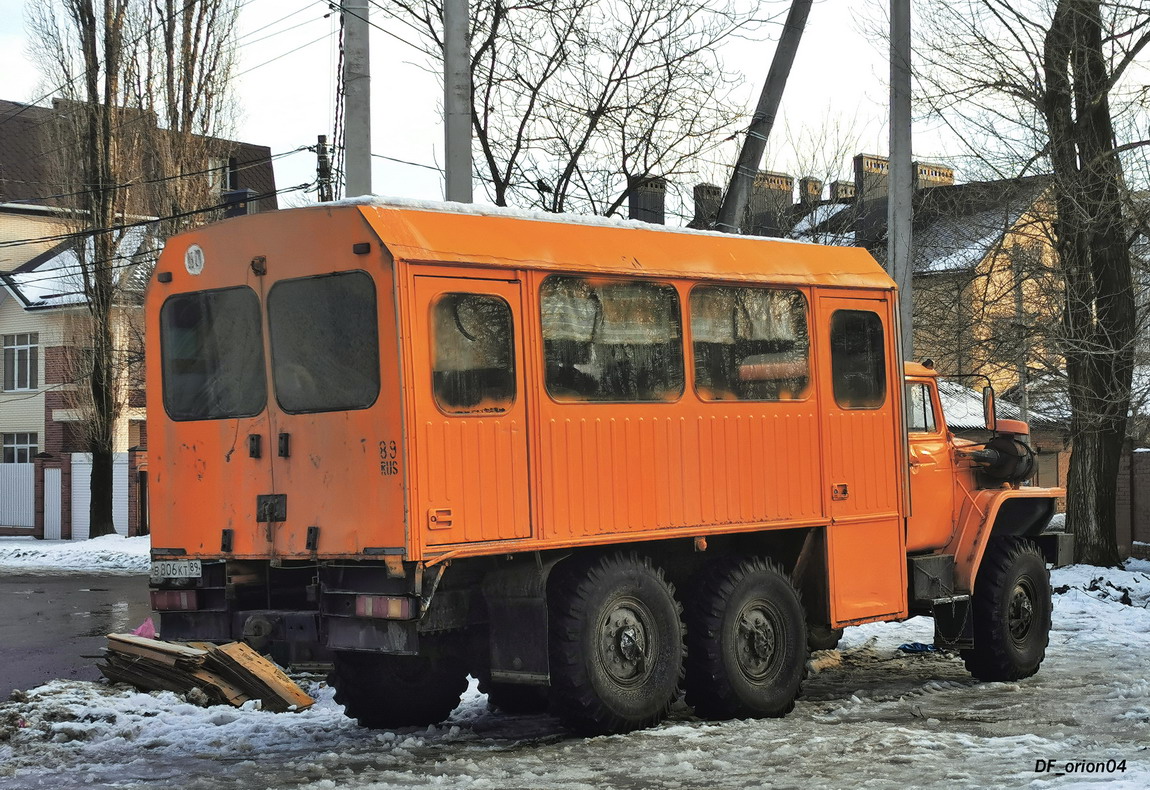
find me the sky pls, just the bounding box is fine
[0,0,944,215]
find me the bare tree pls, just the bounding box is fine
[27,0,240,538]
[379,0,774,214]
[911,0,1150,565]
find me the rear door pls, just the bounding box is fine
[154,285,274,557]
[409,275,532,546]
[261,269,389,557]
[817,295,906,623]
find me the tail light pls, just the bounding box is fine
[151,590,199,611]
[355,595,416,620]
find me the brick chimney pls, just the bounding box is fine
[798,177,823,206]
[853,153,889,202]
[828,180,856,202]
[627,176,667,224]
[690,183,722,229]
[914,160,955,189]
[746,170,794,236]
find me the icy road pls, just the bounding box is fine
[0,559,1147,790]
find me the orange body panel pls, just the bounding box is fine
[147,207,408,559]
[148,201,923,626]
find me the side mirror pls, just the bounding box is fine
[983,386,997,432]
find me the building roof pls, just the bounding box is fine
[789,176,1050,273]
[0,227,152,309]
[0,98,279,213]
[936,379,1061,431]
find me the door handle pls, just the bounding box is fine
[278,432,291,458]
[248,434,262,458]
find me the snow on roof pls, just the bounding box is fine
[327,194,833,247]
[936,379,1060,430]
[915,207,1012,273]
[2,226,152,309]
[790,202,848,240]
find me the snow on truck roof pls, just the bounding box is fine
[263,196,897,290]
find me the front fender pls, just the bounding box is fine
[948,487,1063,591]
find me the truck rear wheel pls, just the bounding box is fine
[329,644,469,729]
[962,538,1052,682]
[548,552,684,735]
[685,557,808,720]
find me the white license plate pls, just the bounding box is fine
[150,560,202,580]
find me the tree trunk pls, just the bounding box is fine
[1043,0,1135,566]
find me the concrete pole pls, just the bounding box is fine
[343,0,372,197]
[715,0,811,233]
[444,0,473,202]
[889,0,913,358]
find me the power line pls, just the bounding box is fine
[6,146,311,207]
[234,30,338,77]
[0,182,314,252]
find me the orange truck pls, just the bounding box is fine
[146,199,1071,735]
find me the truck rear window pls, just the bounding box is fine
[267,270,380,414]
[160,287,267,421]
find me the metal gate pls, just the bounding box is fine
[0,463,34,528]
[44,468,62,540]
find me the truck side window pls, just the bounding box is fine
[267,271,381,414]
[690,285,810,401]
[160,286,266,421]
[906,382,937,432]
[829,309,886,409]
[540,275,684,402]
[431,293,516,414]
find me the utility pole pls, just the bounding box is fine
[889,0,913,358]
[343,0,372,197]
[444,0,472,202]
[317,134,334,202]
[715,0,811,233]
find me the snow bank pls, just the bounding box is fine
[0,535,150,575]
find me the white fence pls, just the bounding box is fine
[70,453,129,539]
[0,463,35,528]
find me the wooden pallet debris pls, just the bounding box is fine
[99,634,315,712]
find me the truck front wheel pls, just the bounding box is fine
[329,642,469,729]
[548,552,684,735]
[962,538,1052,682]
[685,557,808,720]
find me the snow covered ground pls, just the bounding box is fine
[0,548,1147,789]
[0,535,150,575]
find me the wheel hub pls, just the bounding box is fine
[599,599,654,687]
[1008,579,1036,643]
[736,602,780,682]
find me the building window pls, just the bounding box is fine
[540,275,684,402]
[829,310,886,409]
[690,285,810,401]
[3,333,39,391]
[2,432,37,463]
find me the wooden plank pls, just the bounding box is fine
[205,642,315,712]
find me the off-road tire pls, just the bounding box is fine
[961,537,1052,682]
[807,625,844,652]
[548,552,684,735]
[328,647,469,729]
[478,678,550,714]
[685,556,808,720]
